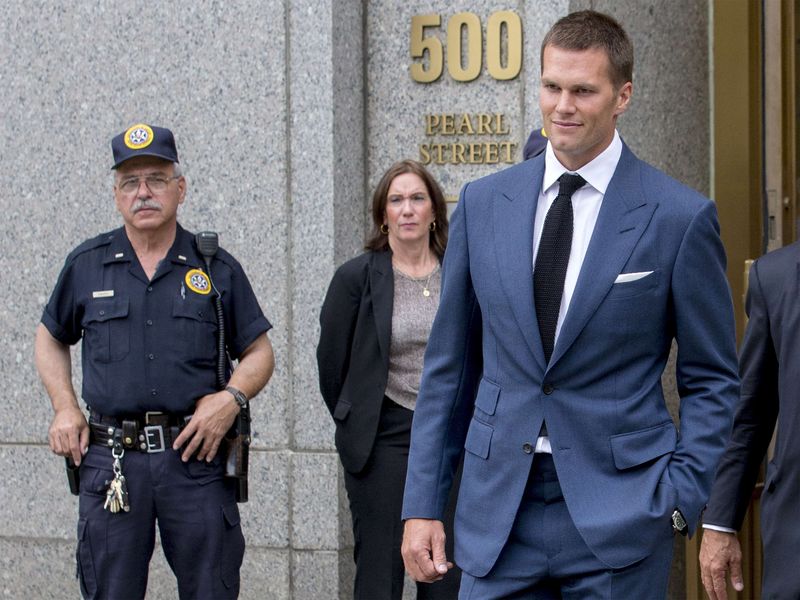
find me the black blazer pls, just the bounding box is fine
[704,241,800,598]
[317,250,394,474]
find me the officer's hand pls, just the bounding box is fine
[699,529,744,600]
[49,406,89,466]
[402,518,452,583]
[172,391,239,462]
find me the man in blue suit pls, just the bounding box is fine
[401,10,740,598]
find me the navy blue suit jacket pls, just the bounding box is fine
[402,145,740,575]
[704,241,800,598]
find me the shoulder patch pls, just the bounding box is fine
[185,269,212,295]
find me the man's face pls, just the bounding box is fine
[113,156,185,235]
[539,44,632,171]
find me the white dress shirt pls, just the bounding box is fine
[533,130,623,453]
[702,523,736,533]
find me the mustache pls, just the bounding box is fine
[131,199,163,214]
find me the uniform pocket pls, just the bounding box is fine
[77,518,98,598]
[82,298,130,363]
[221,503,245,589]
[185,454,226,486]
[79,448,115,496]
[172,296,218,363]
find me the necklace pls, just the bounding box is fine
[395,263,440,297]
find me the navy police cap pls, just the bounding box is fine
[523,127,548,161]
[111,123,179,169]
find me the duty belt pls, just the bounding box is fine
[89,411,188,453]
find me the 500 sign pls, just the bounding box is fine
[410,11,522,83]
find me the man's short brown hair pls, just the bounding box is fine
[541,10,633,88]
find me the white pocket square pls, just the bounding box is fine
[614,271,654,284]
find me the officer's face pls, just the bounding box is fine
[114,156,185,235]
[539,44,632,171]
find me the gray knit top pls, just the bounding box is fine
[385,264,442,411]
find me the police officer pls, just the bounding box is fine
[34,123,275,599]
[522,127,548,160]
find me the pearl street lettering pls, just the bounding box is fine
[419,113,517,165]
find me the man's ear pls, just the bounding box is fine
[614,81,633,117]
[177,177,187,205]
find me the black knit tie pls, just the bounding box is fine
[534,173,586,364]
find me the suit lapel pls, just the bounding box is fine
[494,158,547,370]
[370,250,393,369]
[549,146,657,368]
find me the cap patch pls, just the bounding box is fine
[125,124,155,150]
[185,269,212,295]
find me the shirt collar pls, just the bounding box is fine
[103,227,135,264]
[101,223,201,269]
[167,223,203,268]
[542,130,623,196]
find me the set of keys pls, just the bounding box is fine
[103,449,130,513]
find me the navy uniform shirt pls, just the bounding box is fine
[41,223,271,416]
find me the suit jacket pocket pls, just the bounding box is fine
[474,378,500,416]
[764,461,779,493]
[464,418,493,459]
[333,400,352,421]
[609,420,676,470]
[606,268,660,300]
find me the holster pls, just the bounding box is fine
[65,457,80,495]
[224,403,251,503]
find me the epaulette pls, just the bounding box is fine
[212,245,239,270]
[184,227,240,272]
[64,228,120,263]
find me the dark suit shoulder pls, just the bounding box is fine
[750,240,800,286]
[753,239,800,269]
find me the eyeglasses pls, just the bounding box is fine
[116,175,180,195]
[387,193,429,204]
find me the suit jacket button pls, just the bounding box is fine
[522,442,533,454]
[543,384,553,395]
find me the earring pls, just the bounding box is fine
[429,221,436,232]
[380,224,389,235]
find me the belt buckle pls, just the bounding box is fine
[143,425,165,453]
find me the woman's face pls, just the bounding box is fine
[384,172,435,248]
